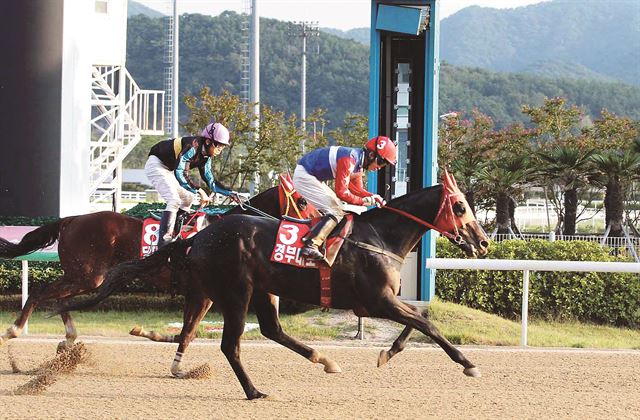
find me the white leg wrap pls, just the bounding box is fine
[171,351,184,376]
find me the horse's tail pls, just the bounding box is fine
[53,238,194,315]
[0,218,70,258]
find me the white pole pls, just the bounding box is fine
[521,270,530,347]
[248,0,260,197]
[301,32,307,138]
[250,0,259,142]
[172,0,179,137]
[21,260,28,335]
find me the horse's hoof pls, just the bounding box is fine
[323,362,342,374]
[377,350,390,367]
[463,367,481,377]
[56,341,68,354]
[129,326,143,336]
[248,391,269,400]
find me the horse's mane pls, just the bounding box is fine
[356,183,442,223]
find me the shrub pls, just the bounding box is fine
[436,238,640,327]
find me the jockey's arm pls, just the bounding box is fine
[199,158,232,196]
[334,157,367,206]
[174,148,199,193]
[348,172,374,198]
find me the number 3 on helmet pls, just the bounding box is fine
[365,136,397,165]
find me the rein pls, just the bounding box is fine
[238,200,279,220]
[381,205,464,244]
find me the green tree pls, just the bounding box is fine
[523,97,595,235]
[438,110,494,214]
[478,123,534,234]
[587,110,640,237]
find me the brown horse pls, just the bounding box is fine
[0,185,314,350]
[56,176,489,399]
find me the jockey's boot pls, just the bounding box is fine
[173,208,192,237]
[300,215,338,260]
[157,210,177,248]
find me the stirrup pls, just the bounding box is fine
[300,246,324,260]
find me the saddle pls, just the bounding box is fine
[270,215,354,308]
[140,211,207,258]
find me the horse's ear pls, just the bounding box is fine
[448,171,459,189]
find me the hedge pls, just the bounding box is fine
[435,238,640,328]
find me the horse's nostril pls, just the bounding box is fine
[480,240,489,249]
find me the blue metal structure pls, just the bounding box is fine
[368,0,440,301]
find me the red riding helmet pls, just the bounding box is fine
[365,136,397,165]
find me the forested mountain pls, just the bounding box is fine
[127,1,163,18]
[126,11,640,131]
[303,1,639,87]
[320,27,370,45]
[440,0,640,86]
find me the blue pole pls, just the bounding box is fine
[367,1,381,192]
[420,0,440,301]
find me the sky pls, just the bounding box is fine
[138,0,551,30]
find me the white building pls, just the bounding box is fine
[0,0,163,217]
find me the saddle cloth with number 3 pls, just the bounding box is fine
[270,215,353,268]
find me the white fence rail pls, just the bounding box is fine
[425,258,640,347]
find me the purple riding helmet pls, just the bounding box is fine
[201,122,230,145]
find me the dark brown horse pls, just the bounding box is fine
[0,185,314,350]
[56,176,489,399]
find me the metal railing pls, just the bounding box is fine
[89,65,164,203]
[426,258,640,347]
[491,232,640,262]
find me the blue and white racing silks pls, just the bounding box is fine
[298,146,365,181]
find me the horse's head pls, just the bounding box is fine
[433,171,489,258]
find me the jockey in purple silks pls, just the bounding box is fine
[144,121,246,247]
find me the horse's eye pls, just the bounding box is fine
[453,201,466,217]
[297,197,307,209]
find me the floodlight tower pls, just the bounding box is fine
[288,21,319,153]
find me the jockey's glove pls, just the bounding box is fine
[231,191,250,203]
[197,188,211,205]
[362,194,386,207]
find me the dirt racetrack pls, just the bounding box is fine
[1,337,639,419]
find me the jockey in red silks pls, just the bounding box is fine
[293,136,398,260]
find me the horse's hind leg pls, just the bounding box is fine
[253,291,341,373]
[130,296,212,347]
[1,275,95,347]
[373,294,480,377]
[169,293,213,378]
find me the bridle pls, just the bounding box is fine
[382,203,466,245]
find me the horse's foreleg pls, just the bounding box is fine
[378,326,414,367]
[54,312,78,352]
[378,306,429,367]
[220,293,266,400]
[0,293,40,346]
[374,295,480,377]
[253,292,341,373]
[170,294,212,378]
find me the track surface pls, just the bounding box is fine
[1,337,639,419]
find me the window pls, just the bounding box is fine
[95,0,108,14]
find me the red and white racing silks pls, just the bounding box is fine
[297,146,374,207]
